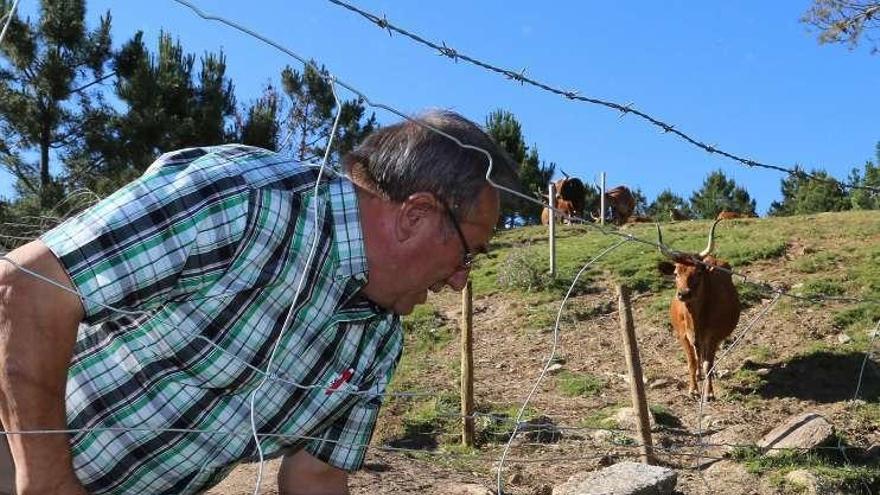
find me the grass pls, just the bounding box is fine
[579,405,621,430]
[733,447,880,493]
[555,371,606,397]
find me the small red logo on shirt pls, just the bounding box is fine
[326,368,355,395]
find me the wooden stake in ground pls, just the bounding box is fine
[548,182,556,277]
[460,280,475,447]
[616,284,655,464]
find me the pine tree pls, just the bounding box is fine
[690,170,756,219]
[0,0,112,206]
[769,169,850,215]
[279,62,376,164]
[648,189,693,221]
[485,109,554,225]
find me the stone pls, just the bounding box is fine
[704,424,755,458]
[520,415,562,443]
[435,482,494,495]
[547,363,564,373]
[785,469,845,495]
[755,368,771,376]
[552,462,677,495]
[614,407,656,432]
[837,333,852,344]
[703,460,760,493]
[758,412,834,456]
[648,378,672,389]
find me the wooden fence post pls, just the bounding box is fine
[461,280,475,447]
[616,284,655,464]
[548,182,556,277]
[600,172,606,226]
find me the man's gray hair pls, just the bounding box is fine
[343,110,519,217]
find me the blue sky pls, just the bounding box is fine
[3,1,878,214]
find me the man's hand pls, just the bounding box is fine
[0,241,86,493]
[278,450,349,495]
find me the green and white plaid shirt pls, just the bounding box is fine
[41,145,402,494]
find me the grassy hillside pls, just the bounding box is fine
[373,210,880,494]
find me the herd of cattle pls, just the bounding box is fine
[540,176,756,225]
[538,176,749,401]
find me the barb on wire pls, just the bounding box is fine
[325,0,880,194]
[170,0,879,313]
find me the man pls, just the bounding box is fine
[0,110,518,494]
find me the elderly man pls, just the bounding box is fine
[0,110,518,494]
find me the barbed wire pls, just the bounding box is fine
[325,0,880,195]
[0,1,877,493]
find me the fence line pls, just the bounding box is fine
[0,2,876,494]
[325,0,880,194]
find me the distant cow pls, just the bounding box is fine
[541,176,586,225]
[670,209,689,221]
[541,198,575,225]
[657,219,741,401]
[595,185,636,225]
[716,210,757,220]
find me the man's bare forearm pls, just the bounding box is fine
[0,241,86,492]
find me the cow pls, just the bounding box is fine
[594,185,636,225]
[541,176,586,225]
[716,210,757,220]
[669,208,689,222]
[657,219,741,401]
[541,198,575,225]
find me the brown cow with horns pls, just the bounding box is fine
[657,219,741,401]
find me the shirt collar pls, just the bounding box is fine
[328,173,369,285]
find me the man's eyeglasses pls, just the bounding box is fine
[443,203,475,270]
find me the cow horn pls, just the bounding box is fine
[560,169,570,179]
[699,219,722,257]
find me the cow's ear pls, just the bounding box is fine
[657,261,675,276]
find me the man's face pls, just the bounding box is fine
[387,186,500,315]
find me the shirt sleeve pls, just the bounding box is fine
[306,321,403,472]
[40,148,251,325]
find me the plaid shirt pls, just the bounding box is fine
[41,145,402,494]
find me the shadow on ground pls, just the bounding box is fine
[750,351,880,403]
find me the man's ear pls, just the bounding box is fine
[657,260,675,277]
[396,192,440,241]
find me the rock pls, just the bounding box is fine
[520,415,562,443]
[702,460,760,493]
[785,469,845,495]
[755,368,771,376]
[552,462,677,495]
[435,482,494,495]
[508,471,524,485]
[547,363,564,373]
[837,333,852,344]
[758,412,835,456]
[648,378,672,389]
[614,407,656,431]
[704,424,755,458]
[534,485,553,495]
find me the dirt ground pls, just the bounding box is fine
[210,239,880,494]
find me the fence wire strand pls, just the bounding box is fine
[325,0,880,194]
[0,1,876,493]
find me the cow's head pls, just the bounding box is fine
[657,219,722,302]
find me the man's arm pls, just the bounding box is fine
[278,450,349,495]
[0,240,87,494]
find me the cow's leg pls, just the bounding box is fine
[677,333,699,397]
[701,345,719,402]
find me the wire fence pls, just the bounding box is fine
[325,0,880,195]
[0,1,878,494]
